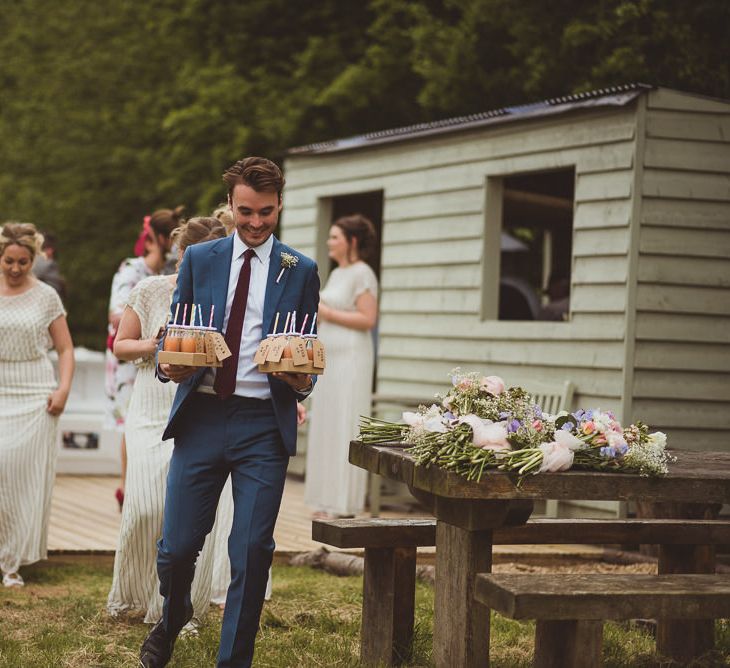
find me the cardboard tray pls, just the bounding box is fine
[257,359,323,375]
[158,350,222,367]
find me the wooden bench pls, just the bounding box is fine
[474,573,730,667]
[312,517,730,666]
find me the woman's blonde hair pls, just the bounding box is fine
[0,222,44,260]
[170,216,227,269]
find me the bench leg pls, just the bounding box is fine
[534,620,603,668]
[656,544,715,662]
[360,546,416,666]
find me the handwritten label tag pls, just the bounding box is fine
[194,332,206,353]
[289,336,309,366]
[204,333,217,364]
[265,336,287,363]
[209,332,232,361]
[311,339,325,369]
[253,338,272,364]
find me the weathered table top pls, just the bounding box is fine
[350,441,730,504]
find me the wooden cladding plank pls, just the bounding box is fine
[573,256,628,283]
[572,227,630,257]
[634,341,730,372]
[575,170,632,202]
[639,226,730,259]
[643,169,730,201]
[382,214,482,244]
[641,197,730,230]
[281,206,318,227]
[635,312,730,344]
[574,199,632,229]
[378,312,625,340]
[646,109,730,142]
[646,427,730,452]
[634,370,730,401]
[380,264,480,290]
[570,284,627,312]
[284,112,637,189]
[378,336,625,369]
[638,256,730,288]
[385,188,483,221]
[380,288,480,314]
[644,137,730,173]
[648,89,730,114]
[376,358,622,398]
[632,398,730,429]
[381,238,482,266]
[636,284,730,315]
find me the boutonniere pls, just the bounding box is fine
[277,252,299,283]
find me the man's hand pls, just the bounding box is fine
[272,372,312,393]
[160,363,198,383]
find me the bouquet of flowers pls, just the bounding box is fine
[359,369,674,482]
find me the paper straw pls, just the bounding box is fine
[182,304,188,327]
[209,304,215,328]
[272,312,280,335]
[198,304,203,327]
[173,303,180,325]
[190,304,196,327]
[299,313,309,336]
[309,312,317,335]
[291,311,297,334]
[283,312,291,335]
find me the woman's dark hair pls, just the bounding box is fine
[171,216,227,256]
[148,205,185,240]
[333,214,377,263]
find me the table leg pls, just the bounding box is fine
[656,544,716,661]
[434,521,492,668]
[534,620,603,668]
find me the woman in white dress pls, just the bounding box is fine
[305,215,378,518]
[106,207,183,510]
[107,216,234,625]
[0,223,75,588]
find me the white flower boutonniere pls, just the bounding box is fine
[277,252,299,283]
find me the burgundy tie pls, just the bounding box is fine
[215,248,256,399]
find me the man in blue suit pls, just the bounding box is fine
[140,157,319,667]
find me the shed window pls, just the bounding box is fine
[484,168,574,321]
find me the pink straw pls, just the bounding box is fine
[299,313,309,336]
[182,304,188,328]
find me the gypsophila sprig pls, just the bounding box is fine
[276,252,299,283]
[357,369,674,483]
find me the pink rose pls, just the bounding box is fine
[532,419,543,432]
[458,415,511,451]
[538,441,575,473]
[480,375,505,396]
[457,378,475,392]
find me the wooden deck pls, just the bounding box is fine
[49,474,428,555]
[49,475,602,558]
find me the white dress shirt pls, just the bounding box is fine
[199,233,273,399]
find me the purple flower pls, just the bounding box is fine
[499,411,510,420]
[561,422,575,431]
[443,411,456,421]
[508,419,521,433]
[533,405,543,418]
[600,446,616,458]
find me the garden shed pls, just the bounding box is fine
[282,83,730,495]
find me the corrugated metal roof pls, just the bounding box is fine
[287,83,654,156]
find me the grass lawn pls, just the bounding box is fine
[0,555,728,667]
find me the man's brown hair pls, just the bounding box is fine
[222,157,285,200]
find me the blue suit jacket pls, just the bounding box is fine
[159,235,320,456]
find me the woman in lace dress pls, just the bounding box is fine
[0,223,75,588]
[305,215,378,518]
[106,207,183,509]
[107,217,234,625]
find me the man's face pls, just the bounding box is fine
[229,183,281,248]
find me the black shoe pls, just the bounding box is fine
[139,620,176,668]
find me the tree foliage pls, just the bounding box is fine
[0,0,727,347]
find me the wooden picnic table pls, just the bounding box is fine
[350,442,730,667]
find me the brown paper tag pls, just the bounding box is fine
[311,339,325,369]
[265,336,287,363]
[289,336,309,366]
[194,332,206,353]
[209,332,232,361]
[204,332,217,365]
[253,338,272,364]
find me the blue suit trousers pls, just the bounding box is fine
[157,392,289,667]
